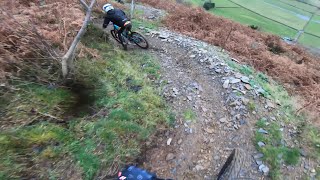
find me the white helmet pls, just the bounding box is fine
[103,4,114,13]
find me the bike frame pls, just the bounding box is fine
[113,24,130,39]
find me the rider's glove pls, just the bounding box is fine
[118,166,157,180]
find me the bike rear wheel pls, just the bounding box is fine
[130,32,149,49]
[120,35,128,50]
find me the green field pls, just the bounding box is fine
[232,0,311,29]
[188,0,239,7]
[305,14,320,36]
[298,33,320,48]
[304,0,320,7]
[212,7,298,38]
[279,0,319,12]
[186,0,320,48]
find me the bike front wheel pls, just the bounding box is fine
[110,30,121,43]
[130,32,149,49]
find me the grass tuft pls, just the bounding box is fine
[183,109,196,121]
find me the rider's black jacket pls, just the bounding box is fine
[103,9,129,28]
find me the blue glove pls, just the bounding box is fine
[118,166,157,180]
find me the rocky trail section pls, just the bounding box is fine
[138,29,272,179]
[131,28,313,179]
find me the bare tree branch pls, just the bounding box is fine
[61,0,96,77]
[79,0,89,11]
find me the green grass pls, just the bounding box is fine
[131,18,161,30]
[304,125,320,158]
[254,119,300,179]
[305,14,320,36]
[183,109,196,121]
[0,25,170,179]
[2,82,75,125]
[298,33,320,48]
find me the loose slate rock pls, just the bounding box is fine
[256,160,263,165]
[219,117,227,123]
[258,128,268,134]
[166,153,175,161]
[167,138,172,146]
[223,80,230,89]
[205,128,215,134]
[244,84,252,90]
[230,78,241,84]
[241,76,250,84]
[258,141,266,147]
[253,153,264,159]
[259,164,270,175]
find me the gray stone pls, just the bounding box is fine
[219,117,227,123]
[266,100,276,109]
[256,160,263,165]
[258,128,268,134]
[148,15,156,19]
[241,97,250,105]
[258,141,266,147]
[190,54,196,58]
[253,153,264,159]
[178,139,183,145]
[195,165,204,171]
[166,153,175,161]
[223,80,230,89]
[257,88,266,95]
[300,149,307,157]
[241,76,250,84]
[259,164,269,175]
[230,78,241,84]
[205,128,215,134]
[239,119,246,125]
[214,156,220,160]
[215,69,222,73]
[159,33,170,39]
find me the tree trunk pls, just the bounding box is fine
[61,0,96,77]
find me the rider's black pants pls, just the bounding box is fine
[118,22,132,43]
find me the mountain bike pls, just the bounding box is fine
[110,24,149,50]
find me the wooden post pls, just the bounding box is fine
[130,0,135,19]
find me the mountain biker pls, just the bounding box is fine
[102,3,132,47]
